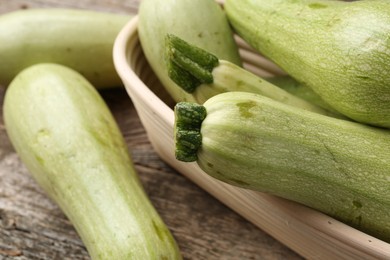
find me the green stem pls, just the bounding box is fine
[166,34,219,93]
[174,102,206,162]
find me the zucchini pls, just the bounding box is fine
[0,9,131,88]
[3,63,182,259]
[174,91,390,243]
[138,0,241,102]
[166,34,341,118]
[225,0,390,127]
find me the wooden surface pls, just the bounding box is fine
[0,1,303,259]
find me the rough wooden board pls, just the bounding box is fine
[0,1,302,259]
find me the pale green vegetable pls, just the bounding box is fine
[3,63,182,260]
[225,0,390,127]
[0,9,131,88]
[166,34,341,118]
[174,91,390,243]
[138,0,241,102]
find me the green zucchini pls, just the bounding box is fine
[225,0,390,128]
[174,91,390,243]
[138,0,241,102]
[0,9,131,88]
[166,34,341,118]
[3,63,182,259]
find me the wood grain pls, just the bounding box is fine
[0,1,302,259]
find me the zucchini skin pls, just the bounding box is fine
[175,92,390,243]
[3,64,182,259]
[225,0,390,128]
[138,0,242,102]
[0,9,131,88]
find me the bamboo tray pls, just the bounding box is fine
[113,16,390,259]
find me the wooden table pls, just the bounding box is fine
[0,1,303,259]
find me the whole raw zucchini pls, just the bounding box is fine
[165,34,341,118]
[174,91,390,243]
[0,9,131,88]
[3,63,182,259]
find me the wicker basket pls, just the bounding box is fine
[113,16,390,259]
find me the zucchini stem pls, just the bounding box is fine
[166,34,219,93]
[174,102,206,162]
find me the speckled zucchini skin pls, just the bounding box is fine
[225,0,390,128]
[0,9,131,88]
[3,64,182,260]
[176,91,390,243]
